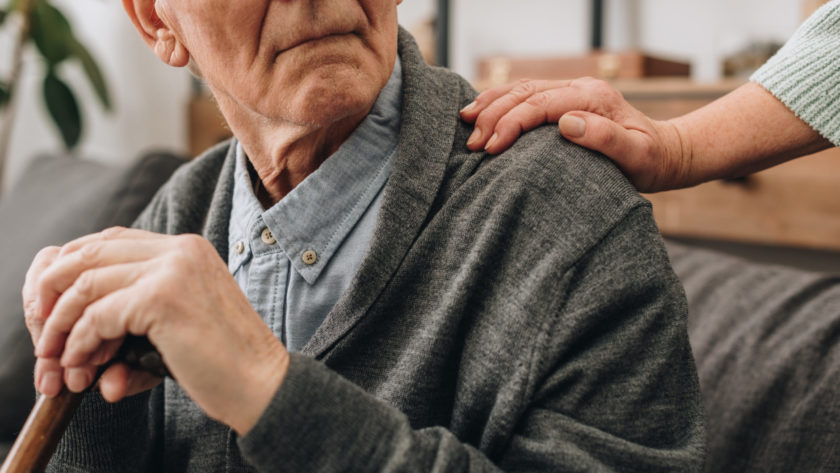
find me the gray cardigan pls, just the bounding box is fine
[49,30,704,472]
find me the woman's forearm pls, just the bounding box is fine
[669,81,832,185]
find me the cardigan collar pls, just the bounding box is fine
[201,27,465,358]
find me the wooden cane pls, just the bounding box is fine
[0,336,169,473]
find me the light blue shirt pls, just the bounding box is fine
[227,59,402,352]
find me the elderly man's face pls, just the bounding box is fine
[153,0,402,128]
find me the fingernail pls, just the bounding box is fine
[559,115,586,138]
[461,101,478,114]
[41,372,61,397]
[67,368,91,393]
[466,128,483,148]
[485,133,499,150]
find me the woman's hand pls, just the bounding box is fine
[460,78,688,192]
[22,227,289,435]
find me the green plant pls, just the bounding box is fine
[0,0,111,186]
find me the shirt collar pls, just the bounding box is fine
[228,57,403,284]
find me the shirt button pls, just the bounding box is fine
[302,250,318,265]
[234,241,245,254]
[261,228,276,245]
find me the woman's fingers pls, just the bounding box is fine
[559,111,676,192]
[558,111,649,159]
[462,79,572,150]
[482,88,594,154]
[460,80,530,120]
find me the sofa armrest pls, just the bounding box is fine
[0,152,185,451]
[667,241,840,473]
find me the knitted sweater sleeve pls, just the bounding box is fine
[750,0,840,146]
[236,204,705,473]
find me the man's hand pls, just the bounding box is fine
[22,227,289,435]
[460,78,688,192]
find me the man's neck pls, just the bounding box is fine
[212,90,370,206]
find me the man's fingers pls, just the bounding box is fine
[34,357,64,397]
[58,227,166,256]
[38,263,144,358]
[61,286,151,369]
[23,246,61,345]
[89,338,124,366]
[36,237,165,326]
[64,365,99,393]
[98,363,162,403]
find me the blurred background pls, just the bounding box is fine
[0,0,817,189]
[0,0,837,269]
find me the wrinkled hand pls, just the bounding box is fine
[460,78,689,192]
[23,227,289,435]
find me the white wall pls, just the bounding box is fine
[0,0,809,191]
[401,0,804,81]
[1,0,191,191]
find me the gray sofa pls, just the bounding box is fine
[1,154,838,472]
[669,242,840,472]
[0,152,185,460]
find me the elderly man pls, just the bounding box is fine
[23,0,703,471]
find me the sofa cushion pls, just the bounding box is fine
[0,152,184,454]
[667,241,840,473]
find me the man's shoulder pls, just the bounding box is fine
[493,125,645,208]
[166,140,233,194]
[135,139,234,234]
[461,125,652,250]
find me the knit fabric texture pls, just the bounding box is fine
[751,0,840,146]
[46,29,704,473]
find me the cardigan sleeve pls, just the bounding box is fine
[45,389,163,472]
[236,205,705,473]
[751,0,840,147]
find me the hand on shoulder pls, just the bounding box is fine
[460,78,688,192]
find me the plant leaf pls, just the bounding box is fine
[29,1,76,66]
[0,8,7,27]
[70,40,112,111]
[43,70,82,150]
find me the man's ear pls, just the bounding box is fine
[122,0,189,68]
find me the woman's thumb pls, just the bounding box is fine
[559,112,641,164]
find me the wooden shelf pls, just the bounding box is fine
[645,148,840,251]
[617,79,840,252]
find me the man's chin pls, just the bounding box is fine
[288,87,376,128]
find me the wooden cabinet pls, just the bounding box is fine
[645,148,840,251]
[614,79,840,252]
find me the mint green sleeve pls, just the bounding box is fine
[750,0,840,147]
